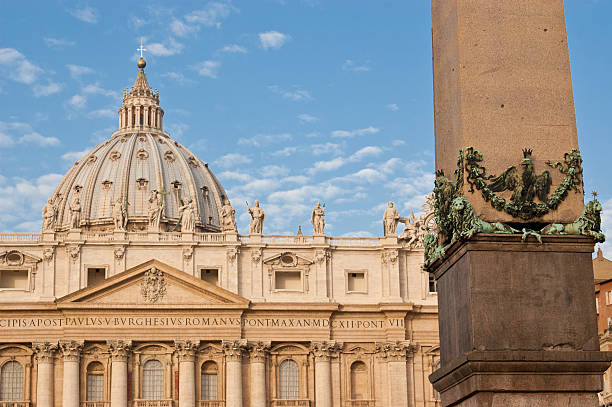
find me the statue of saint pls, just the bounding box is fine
[179,199,196,232]
[247,200,265,234]
[69,196,81,229]
[220,199,237,232]
[42,197,58,231]
[399,210,419,247]
[311,202,325,235]
[148,190,164,231]
[382,201,400,236]
[112,196,129,230]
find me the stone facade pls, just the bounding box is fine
[0,59,441,406]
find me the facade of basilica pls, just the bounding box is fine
[0,57,440,407]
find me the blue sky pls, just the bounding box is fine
[0,1,610,252]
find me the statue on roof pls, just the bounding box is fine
[221,199,237,232]
[148,190,165,231]
[112,196,129,231]
[69,195,81,229]
[42,195,60,231]
[247,200,265,234]
[382,201,400,236]
[311,202,325,235]
[179,199,196,232]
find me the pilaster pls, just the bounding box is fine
[33,342,58,407]
[249,341,270,407]
[108,340,132,407]
[175,339,199,407]
[223,339,247,407]
[60,340,83,407]
[311,341,340,407]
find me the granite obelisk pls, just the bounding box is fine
[428,1,610,405]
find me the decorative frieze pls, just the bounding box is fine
[107,339,132,361]
[222,339,247,361]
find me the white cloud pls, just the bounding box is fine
[82,84,119,99]
[185,2,235,27]
[331,126,380,138]
[260,165,290,178]
[67,64,94,80]
[161,72,194,85]
[342,59,371,72]
[170,19,199,37]
[0,48,43,84]
[44,38,75,48]
[33,81,62,97]
[268,85,313,101]
[312,142,343,156]
[18,132,60,146]
[214,153,252,169]
[309,145,383,174]
[87,109,115,119]
[259,31,290,50]
[218,44,247,54]
[271,147,297,157]
[67,7,98,24]
[297,113,318,123]
[238,133,292,147]
[0,132,14,147]
[68,94,86,109]
[311,157,346,173]
[305,132,319,138]
[392,139,405,146]
[350,146,383,161]
[193,60,221,78]
[0,173,64,232]
[146,38,184,57]
[219,171,252,182]
[387,103,399,111]
[62,148,91,161]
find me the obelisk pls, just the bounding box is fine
[428,1,611,406]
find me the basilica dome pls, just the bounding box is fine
[46,59,229,233]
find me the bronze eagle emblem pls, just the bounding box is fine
[488,149,552,204]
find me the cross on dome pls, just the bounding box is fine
[137,38,147,70]
[137,39,147,58]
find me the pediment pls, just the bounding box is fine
[0,250,41,266]
[263,252,313,267]
[57,260,249,308]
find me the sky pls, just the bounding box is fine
[0,1,610,253]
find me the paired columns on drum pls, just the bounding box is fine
[33,342,57,407]
[174,339,199,407]
[108,339,132,407]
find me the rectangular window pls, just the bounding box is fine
[0,270,28,290]
[86,374,104,401]
[275,271,302,291]
[200,269,219,286]
[201,374,218,400]
[87,268,106,287]
[347,271,366,293]
[429,274,437,293]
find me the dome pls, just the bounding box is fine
[44,59,229,233]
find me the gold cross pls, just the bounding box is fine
[137,39,147,58]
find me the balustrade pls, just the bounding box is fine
[0,402,31,407]
[271,401,310,407]
[0,233,40,242]
[133,401,173,407]
[198,402,225,407]
[81,402,110,407]
[345,401,376,407]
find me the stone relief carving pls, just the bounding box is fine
[140,267,167,303]
[148,190,165,231]
[174,339,199,361]
[381,249,398,265]
[33,342,58,363]
[182,247,193,260]
[399,193,437,249]
[220,199,237,232]
[248,341,271,362]
[315,249,329,264]
[382,201,401,236]
[247,200,265,234]
[67,246,80,262]
[59,340,84,362]
[375,341,415,362]
[107,339,132,361]
[222,339,248,361]
[114,247,125,260]
[112,196,129,231]
[43,248,54,263]
[311,202,326,235]
[310,341,341,360]
[136,149,149,160]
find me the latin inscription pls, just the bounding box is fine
[0,316,404,330]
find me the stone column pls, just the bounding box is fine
[223,340,247,407]
[377,341,411,407]
[108,340,132,407]
[33,342,57,407]
[175,340,199,407]
[249,342,270,407]
[311,341,339,407]
[60,340,83,407]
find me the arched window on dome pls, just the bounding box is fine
[142,359,164,400]
[278,359,299,399]
[0,361,23,401]
[86,361,104,401]
[201,361,218,400]
[350,361,368,400]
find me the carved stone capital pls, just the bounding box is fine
[114,246,125,260]
[248,341,270,363]
[315,249,329,264]
[375,341,415,362]
[381,249,398,265]
[251,248,263,263]
[66,245,80,262]
[310,341,341,361]
[222,339,247,361]
[107,339,132,361]
[59,340,84,362]
[175,339,199,362]
[43,248,54,262]
[33,342,58,363]
[226,247,239,263]
[182,247,193,260]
